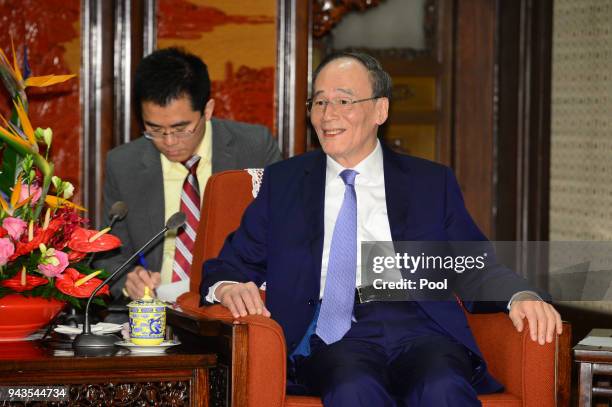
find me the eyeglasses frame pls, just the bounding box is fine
[143,114,206,141]
[306,96,382,113]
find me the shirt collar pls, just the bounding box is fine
[326,139,384,185]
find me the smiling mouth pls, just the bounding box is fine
[322,129,344,137]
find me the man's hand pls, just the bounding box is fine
[215,282,271,318]
[509,298,563,345]
[124,266,161,299]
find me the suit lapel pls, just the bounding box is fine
[382,145,412,241]
[211,118,237,173]
[302,151,327,282]
[137,141,165,268]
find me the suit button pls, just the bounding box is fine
[307,299,315,306]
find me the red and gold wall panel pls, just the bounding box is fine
[157,0,278,134]
[0,0,81,194]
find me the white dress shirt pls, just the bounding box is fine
[319,140,390,297]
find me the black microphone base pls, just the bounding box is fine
[73,333,121,349]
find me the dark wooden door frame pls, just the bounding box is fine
[496,0,553,244]
[453,0,553,280]
[494,0,553,286]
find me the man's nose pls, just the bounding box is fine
[321,102,339,120]
[160,132,180,145]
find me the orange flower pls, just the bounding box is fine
[55,268,109,298]
[0,41,75,94]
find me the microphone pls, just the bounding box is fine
[108,201,129,227]
[86,201,128,267]
[73,211,186,349]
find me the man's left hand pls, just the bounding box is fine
[509,299,563,344]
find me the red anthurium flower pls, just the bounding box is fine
[67,250,87,262]
[68,227,121,253]
[10,220,63,261]
[11,238,40,260]
[1,270,48,292]
[55,268,109,298]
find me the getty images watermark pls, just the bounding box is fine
[371,250,488,290]
[359,241,612,302]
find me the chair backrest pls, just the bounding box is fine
[189,170,259,293]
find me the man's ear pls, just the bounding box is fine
[204,98,215,120]
[375,97,389,125]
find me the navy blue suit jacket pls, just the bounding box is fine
[201,145,536,393]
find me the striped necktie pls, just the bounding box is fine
[172,155,201,282]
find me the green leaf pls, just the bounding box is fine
[91,296,108,307]
[0,65,20,98]
[0,146,19,196]
[32,161,53,219]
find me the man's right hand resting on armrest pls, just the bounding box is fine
[215,282,271,318]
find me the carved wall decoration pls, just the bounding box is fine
[157,0,277,134]
[317,0,438,57]
[69,381,190,405]
[208,364,229,407]
[312,0,383,38]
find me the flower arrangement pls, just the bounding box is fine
[0,42,121,307]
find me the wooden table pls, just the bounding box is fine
[574,330,612,407]
[167,307,248,407]
[0,338,217,406]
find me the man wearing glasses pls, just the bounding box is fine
[99,47,281,301]
[201,52,562,406]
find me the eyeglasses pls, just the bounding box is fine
[143,115,205,140]
[306,96,381,114]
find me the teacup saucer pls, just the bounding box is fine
[114,340,180,354]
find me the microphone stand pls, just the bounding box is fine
[73,224,174,349]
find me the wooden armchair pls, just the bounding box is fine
[175,169,572,407]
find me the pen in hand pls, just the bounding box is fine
[138,253,149,269]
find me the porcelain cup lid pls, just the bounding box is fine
[127,286,166,308]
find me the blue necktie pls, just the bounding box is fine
[316,169,358,344]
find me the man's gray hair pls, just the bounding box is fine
[312,51,393,99]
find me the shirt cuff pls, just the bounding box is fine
[205,281,238,303]
[507,290,543,310]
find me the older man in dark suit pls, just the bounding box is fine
[200,52,562,407]
[97,47,281,301]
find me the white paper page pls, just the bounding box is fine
[156,280,190,303]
